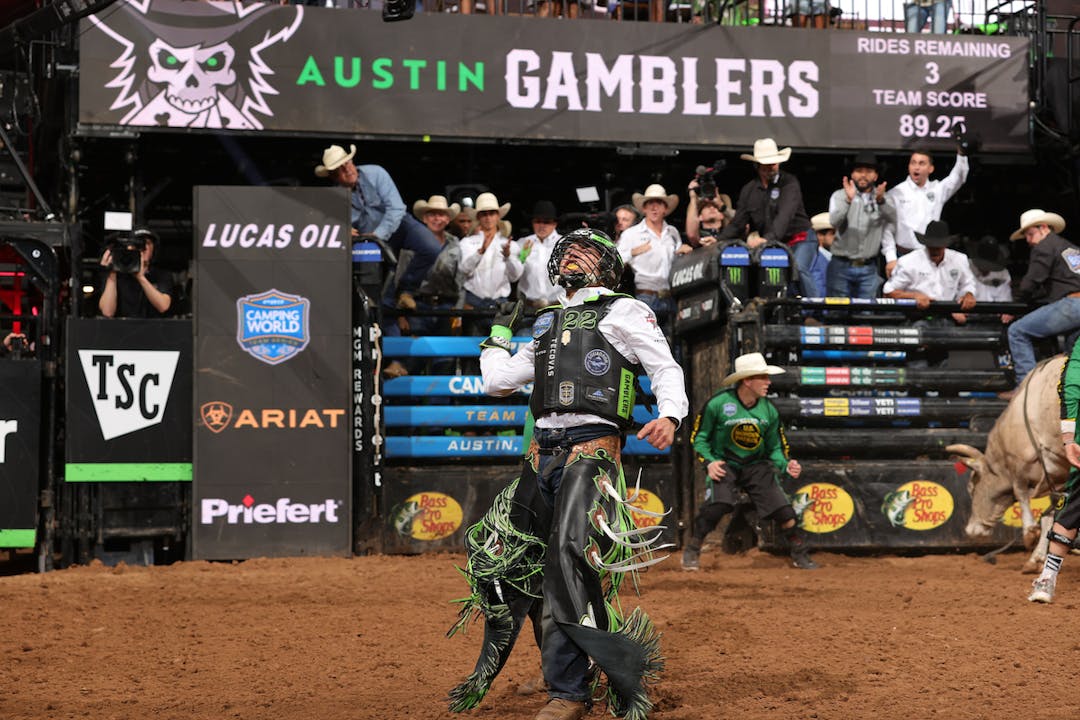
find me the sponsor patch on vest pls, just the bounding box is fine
[236,289,310,365]
[533,313,555,338]
[584,349,611,376]
[559,381,575,406]
[1065,247,1080,274]
[730,421,762,450]
[585,387,610,404]
[722,402,737,417]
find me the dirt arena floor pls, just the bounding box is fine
[1,547,1077,720]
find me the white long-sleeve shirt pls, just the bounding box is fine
[481,286,688,429]
[882,154,969,263]
[517,231,562,305]
[458,231,523,300]
[883,247,976,301]
[616,219,682,293]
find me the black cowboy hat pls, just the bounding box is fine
[914,220,958,248]
[850,151,880,173]
[965,235,1010,272]
[530,200,558,221]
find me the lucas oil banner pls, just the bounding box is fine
[193,186,351,560]
[77,1,1029,152]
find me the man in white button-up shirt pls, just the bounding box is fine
[882,148,969,277]
[884,220,976,322]
[458,191,523,336]
[517,200,563,311]
[617,183,689,336]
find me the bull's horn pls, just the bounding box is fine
[946,444,983,460]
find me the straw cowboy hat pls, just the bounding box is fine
[914,220,958,248]
[1009,209,1066,240]
[413,195,460,221]
[739,138,792,165]
[720,352,784,387]
[474,192,510,219]
[810,212,834,232]
[314,144,355,177]
[632,184,679,215]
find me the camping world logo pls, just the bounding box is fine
[236,289,311,365]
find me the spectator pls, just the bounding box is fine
[718,138,817,296]
[1001,209,1080,398]
[450,206,476,240]
[882,145,969,277]
[612,204,640,241]
[686,175,734,248]
[965,235,1012,303]
[618,184,682,335]
[683,352,816,571]
[1,332,30,357]
[409,195,465,375]
[807,212,834,298]
[827,152,893,299]
[883,220,976,321]
[517,200,563,311]
[98,227,174,318]
[905,0,949,33]
[315,143,440,310]
[458,192,523,337]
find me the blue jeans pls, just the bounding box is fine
[789,232,820,297]
[826,257,881,299]
[905,0,949,33]
[635,292,674,338]
[387,215,443,295]
[1007,297,1080,386]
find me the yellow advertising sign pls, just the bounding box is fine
[792,482,854,534]
[394,492,463,541]
[882,481,954,530]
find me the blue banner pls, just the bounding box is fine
[386,435,667,458]
[382,335,533,358]
[384,404,658,427]
[383,375,655,398]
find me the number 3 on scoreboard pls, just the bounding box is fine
[898,114,966,139]
[924,62,940,85]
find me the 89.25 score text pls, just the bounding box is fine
[897,114,966,139]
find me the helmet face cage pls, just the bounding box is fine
[548,229,623,291]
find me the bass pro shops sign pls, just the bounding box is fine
[78,0,1029,152]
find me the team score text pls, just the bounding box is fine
[898,114,966,139]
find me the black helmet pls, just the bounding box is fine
[548,228,623,291]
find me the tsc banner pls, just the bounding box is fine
[0,361,40,547]
[193,186,352,560]
[78,1,1029,152]
[65,318,193,481]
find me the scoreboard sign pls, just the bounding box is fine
[78,2,1029,152]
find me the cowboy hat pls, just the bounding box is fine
[720,352,784,387]
[965,235,1010,273]
[314,144,356,178]
[632,184,679,215]
[810,212,834,232]
[530,200,558,221]
[1009,209,1066,241]
[474,192,510,219]
[739,138,792,165]
[413,195,460,221]
[914,220,958,248]
[850,151,880,173]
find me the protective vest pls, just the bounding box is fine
[529,295,642,429]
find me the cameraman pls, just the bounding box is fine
[1,332,31,357]
[98,228,173,318]
[686,167,733,247]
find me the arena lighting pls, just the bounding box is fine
[382,0,415,22]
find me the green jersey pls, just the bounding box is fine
[1060,337,1080,434]
[691,388,790,474]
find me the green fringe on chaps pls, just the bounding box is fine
[447,444,666,719]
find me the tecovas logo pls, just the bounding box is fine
[78,350,180,440]
[201,494,341,525]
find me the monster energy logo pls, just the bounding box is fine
[767,267,783,284]
[726,268,743,283]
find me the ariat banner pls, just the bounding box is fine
[193,186,351,560]
[0,361,41,547]
[78,1,1030,152]
[65,318,192,482]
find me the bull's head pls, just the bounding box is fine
[948,443,1013,538]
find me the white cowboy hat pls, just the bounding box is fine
[632,184,679,215]
[720,352,784,387]
[314,144,356,178]
[739,138,792,165]
[1009,208,1066,240]
[810,212,834,232]
[474,192,510,219]
[413,195,460,222]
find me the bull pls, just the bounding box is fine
[948,356,1070,573]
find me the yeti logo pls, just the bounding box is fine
[89,0,302,129]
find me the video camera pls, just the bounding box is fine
[694,160,727,202]
[9,335,27,358]
[106,228,155,275]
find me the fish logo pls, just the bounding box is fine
[392,500,422,536]
[881,489,914,527]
